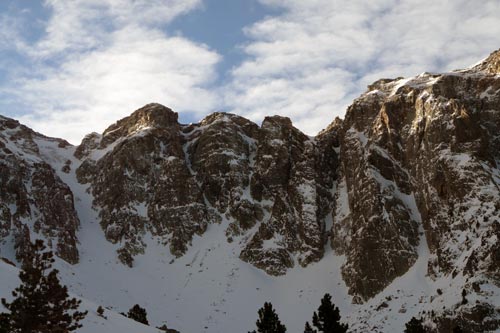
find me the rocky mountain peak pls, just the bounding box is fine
[318,116,343,137]
[199,111,233,126]
[0,115,80,264]
[261,115,293,129]
[260,115,296,140]
[100,103,178,147]
[0,115,21,129]
[471,48,500,74]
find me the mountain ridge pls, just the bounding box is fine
[0,50,499,332]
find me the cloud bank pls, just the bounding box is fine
[225,0,500,134]
[1,0,500,142]
[4,0,220,143]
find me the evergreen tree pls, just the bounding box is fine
[0,239,87,333]
[97,306,104,317]
[311,294,348,333]
[0,313,11,333]
[404,317,426,333]
[452,325,463,333]
[304,321,317,333]
[127,304,149,325]
[97,305,107,319]
[249,302,286,333]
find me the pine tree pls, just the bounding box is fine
[304,321,317,333]
[0,313,11,333]
[97,305,107,319]
[404,317,426,333]
[0,239,87,333]
[249,302,286,333]
[97,306,104,317]
[127,304,149,325]
[311,294,348,333]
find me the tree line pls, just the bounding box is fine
[248,293,348,333]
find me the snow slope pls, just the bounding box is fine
[0,260,163,333]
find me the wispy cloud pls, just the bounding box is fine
[2,0,500,142]
[225,0,500,134]
[4,0,220,143]
[32,0,204,57]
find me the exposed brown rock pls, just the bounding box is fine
[0,116,80,264]
[429,303,499,333]
[71,102,340,272]
[469,48,500,74]
[240,114,335,274]
[75,104,220,265]
[329,68,500,314]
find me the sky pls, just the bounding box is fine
[0,0,499,144]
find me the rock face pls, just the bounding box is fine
[76,104,221,265]
[239,115,337,274]
[0,116,80,263]
[75,104,337,271]
[324,50,500,330]
[1,50,499,332]
[328,53,500,305]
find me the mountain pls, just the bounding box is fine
[1,50,499,333]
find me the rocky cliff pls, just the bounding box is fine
[326,50,500,331]
[75,105,336,274]
[331,52,500,302]
[1,50,499,332]
[0,116,80,263]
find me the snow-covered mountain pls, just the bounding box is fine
[1,50,499,333]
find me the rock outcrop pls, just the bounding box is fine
[75,104,220,265]
[324,50,499,331]
[0,116,80,263]
[75,104,337,271]
[327,52,500,304]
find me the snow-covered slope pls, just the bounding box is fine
[0,260,164,333]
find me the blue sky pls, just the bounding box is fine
[169,0,279,83]
[0,0,499,143]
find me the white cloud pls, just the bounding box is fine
[225,0,500,135]
[8,0,220,144]
[3,0,500,142]
[33,0,203,57]
[0,12,28,53]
